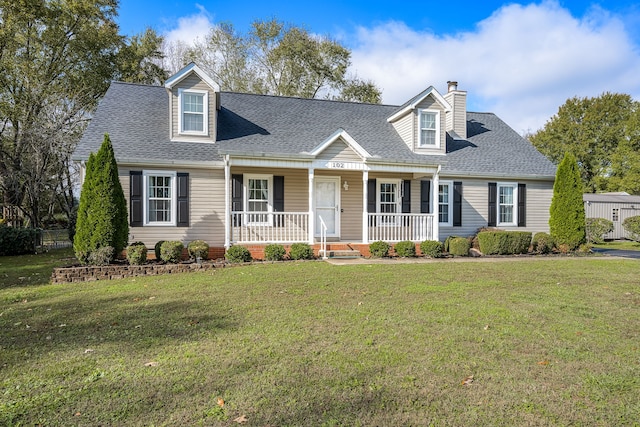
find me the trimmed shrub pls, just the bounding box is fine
[394,240,416,257]
[87,246,114,266]
[532,232,555,254]
[448,237,470,256]
[622,215,640,242]
[369,240,390,258]
[226,245,252,263]
[154,240,166,260]
[187,240,209,260]
[264,244,286,261]
[0,225,39,256]
[420,240,444,258]
[586,218,614,244]
[549,152,585,250]
[477,231,531,255]
[74,134,128,264]
[126,242,147,265]
[160,241,184,263]
[289,243,314,260]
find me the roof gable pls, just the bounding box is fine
[309,128,371,160]
[387,86,452,123]
[164,62,220,92]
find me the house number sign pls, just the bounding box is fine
[329,161,345,168]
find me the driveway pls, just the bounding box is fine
[591,248,640,259]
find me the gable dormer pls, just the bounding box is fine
[387,86,451,155]
[165,63,220,143]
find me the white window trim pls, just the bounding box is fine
[497,182,518,226]
[418,109,441,149]
[244,174,273,226]
[438,181,453,227]
[178,88,208,136]
[377,179,402,225]
[143,170,177,226]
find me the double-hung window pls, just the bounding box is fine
[144,171,176,226]
[439,182,452,226]
[378,180,400,224]
[178,89,208,135]
[246,175,272,225]
[419,110,440,147]
[498,183,517,226]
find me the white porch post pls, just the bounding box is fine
[308,168,315,244]
[362,170,369,244]
[224,156,231,248]
[432,165,441,242]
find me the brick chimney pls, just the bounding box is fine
[443,81,467,139]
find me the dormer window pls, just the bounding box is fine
[419,109,440,147]
[178,89,208,135]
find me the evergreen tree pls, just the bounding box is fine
[549,152,586,250]
[74,134,128,263]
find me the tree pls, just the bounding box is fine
[117,28,168,85]
[549,152,586,251]
[0,1,166,228]
[74,134,128,263]
[171,18,382,103]
[530,93,638,193]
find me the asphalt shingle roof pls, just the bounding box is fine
[74,81,556,178]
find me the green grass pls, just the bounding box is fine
[593,240,640,251]
[1,255,639,425]
[0,247,76,289]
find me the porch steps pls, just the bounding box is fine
[325,249,362,259]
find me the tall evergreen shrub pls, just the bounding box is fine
[74,134,128,263]
[549,152,585,250]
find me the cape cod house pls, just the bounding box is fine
[73,63,556,258]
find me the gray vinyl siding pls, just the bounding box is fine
[438,178,553,241]
[443,91,467,139]
[170,73,216,142]
[317,140,361,162]
[232,167,309,214]
[391,115,413,150]
[122,166,225,248]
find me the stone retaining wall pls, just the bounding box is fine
[51,262,225,284]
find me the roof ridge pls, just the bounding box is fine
[219,90,399,108]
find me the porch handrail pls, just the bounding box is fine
[318,216,328,259]
[367,212,435,242]
[231,211,309,243]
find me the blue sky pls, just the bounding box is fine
[116,1,640,133]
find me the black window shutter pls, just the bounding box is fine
[518,183,526,227]
[232,174,243,226]
[453,181,462,227]
[402,180,411,213]
[488,182,497,227]
[367,179,376,227]
[130,171,143,227]
[177,173,189,227]
[420,180,431,213]
[273,176,284,227]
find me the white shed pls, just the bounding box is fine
[584,192,640,240]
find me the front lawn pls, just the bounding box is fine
[592,240,640,251]
[1,258,639,425]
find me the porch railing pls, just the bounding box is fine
[231,211,309,243]
[367,213,435,242]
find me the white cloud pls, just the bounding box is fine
[163,4,213,46]
[349,0,640,133]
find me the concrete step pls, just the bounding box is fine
[326,249,362,259]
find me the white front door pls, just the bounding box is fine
[314,177,340,237]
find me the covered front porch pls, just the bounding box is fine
[222,157,442,254]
